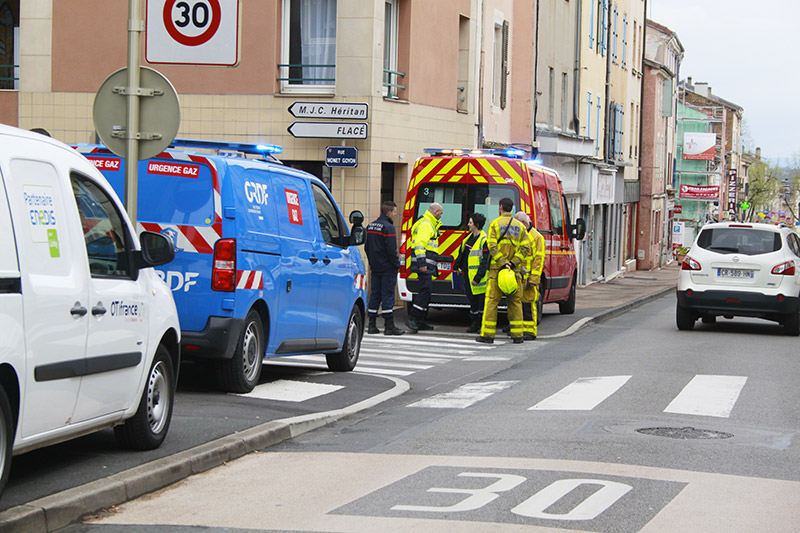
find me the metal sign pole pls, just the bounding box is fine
[125,0,143,225]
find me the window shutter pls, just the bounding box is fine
[501,20,509,109]
[662,79,673,117]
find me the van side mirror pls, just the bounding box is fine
[348,210,366,246]
[570,218,587,241]
[135,231,175,269]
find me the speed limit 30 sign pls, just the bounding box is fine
[146,0,240,66]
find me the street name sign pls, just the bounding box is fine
[288,102,368,119]
[325,146,358,168]
[288,122,368,139]
[146,0,240,66]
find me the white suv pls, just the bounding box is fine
[676,221,800,335]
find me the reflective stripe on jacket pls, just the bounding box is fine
[486,213,531,271]
[466,230,488,294]
[410,210,441,271]
[524,226,546,283]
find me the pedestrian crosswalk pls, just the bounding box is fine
[413,374,750,419]
[265,333,514,377]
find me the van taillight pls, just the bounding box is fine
[212,238,236,292]
[772,261,795,275]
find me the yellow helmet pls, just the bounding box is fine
[498,267,518,295]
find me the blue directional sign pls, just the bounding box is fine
[325,146,358,168]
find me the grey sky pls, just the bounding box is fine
[649,0,799,161]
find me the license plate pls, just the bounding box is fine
[437,262,451,271]
[717,268,754,279]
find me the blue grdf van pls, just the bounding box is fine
[75,139,367,393]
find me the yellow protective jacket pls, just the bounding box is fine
[486,213,531,272]
[524,226,546,286]
[464,230,488,294]
[410,210,441,272]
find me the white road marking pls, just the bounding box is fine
[233,380,343,402]
[528,376,632,411]
[363,336,502,349]
[357,351,454,363]
[664,375,747,418]
[408,380,518,409]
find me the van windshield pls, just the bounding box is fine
[414,183,520,230]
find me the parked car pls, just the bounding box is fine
[676,221,800,335]
[0,124,180,498]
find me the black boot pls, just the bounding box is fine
[405,317,419,334]
[465,316,480,334]
[384,316,405,336]
[367,316,379,334]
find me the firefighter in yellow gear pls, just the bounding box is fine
[406,202,443,333]
[476,198,532,344]
[515,211,546,340]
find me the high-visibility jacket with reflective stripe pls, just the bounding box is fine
[466,230,488,294]
[410,210,441,270]
[524,226,546,283]
[486,213,531,271]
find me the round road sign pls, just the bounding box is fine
[163,0,221,46]
[93,66,181,160]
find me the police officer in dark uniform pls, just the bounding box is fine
[365,201,405,335]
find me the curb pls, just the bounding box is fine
[540,285,675,339]
[0,376,410,533]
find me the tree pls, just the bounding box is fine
[743,158,783,221]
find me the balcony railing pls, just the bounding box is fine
[383,69,405,100]
[277,64,335,84]
[0,64,19,90]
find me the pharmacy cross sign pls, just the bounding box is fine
[146,0,240,66]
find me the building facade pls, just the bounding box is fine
[638,19,682,269]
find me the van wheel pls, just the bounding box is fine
[0,387,14,499]
[676,305,696,331]
[559,277,576,315]
[114,345,174,450]
[327,307,362,371]
[220,309,264,393]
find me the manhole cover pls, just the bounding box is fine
[636,427,733,440]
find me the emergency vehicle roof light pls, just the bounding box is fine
[524,158,544,166]
[423,148,526,159]
[170,138,283,155]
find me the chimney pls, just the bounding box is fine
[695,82,710,98]
[687,76,693,87]
[756,147,762,160]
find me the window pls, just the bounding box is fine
[493,20,509,108]
[71,173,132,278]
[662,78,673,117]
[622,15,628,69]
[589,0,595,48]
[597,0,607,56]
[698,228,781,256]
[547,189,564,236]
[280,0,337,93]
[414,183,519,230]
[595,96,601,156]
[586,92,592,138]
[383,0,399,98]
[457,15,470,112]
[0,0,19,90]
[311,182,344,247]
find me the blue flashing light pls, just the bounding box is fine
[505,149,526,158]
[423,148,527,158]
[524,158,543,166]
[170,138,283,156]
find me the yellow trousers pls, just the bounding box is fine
[480,270,523,339]
[522,282,538,337]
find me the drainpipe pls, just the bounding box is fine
[573,0,582,134]
[603,3,612,163]
[533,0,540,145]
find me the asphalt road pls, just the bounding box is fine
[70,295,800,531]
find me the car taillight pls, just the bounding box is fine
[681,257,701,271]
[771,260,795,275]
[212,238,236,292]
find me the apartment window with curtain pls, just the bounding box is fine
[493,19,509,108]
[280,0,337,94]
[383,0,399,98]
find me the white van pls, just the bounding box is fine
[0,125,181,498]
